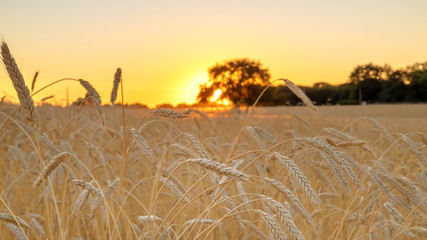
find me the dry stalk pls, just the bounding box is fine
[266,197,306,240]
[152,108,189,118]
[264,177,314,226]
[272,152,321,206]
[160,177,189,203]
[189,158,249,181]
[131,128,156,160]
[282,79,318,112]
[1,41,35,121]
[71,179,102,196]
[34,152,69,187]
[110,68,122,105]
[402,135,427,165]
[0,213,30,229]
[257,210,289,240]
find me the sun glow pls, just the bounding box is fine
[212,89,222,101]
[210,89,231,106]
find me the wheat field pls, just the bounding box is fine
[1,41,427,239]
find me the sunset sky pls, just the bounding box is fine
[1,0,426,107]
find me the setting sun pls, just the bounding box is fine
[212,89,222,102]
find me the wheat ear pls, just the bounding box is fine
[1,41,35,121]
[110,68,122,104]
[90,178,119,217]
[31,71,39,92]
[152,108,190,118]
[246,126,266,149]
[282,79,318,112]
[253,126,278,144]
[384,202,405,223]
[189,158,249,181]
[131,128,156,160]
[318,151,350,191]
[138,215,164,223]
[79,79,105,124]
[72,189,90,216]
[265,197,306,240]
[6,223,26,240]
[71,179,102,196]
[264,177,314,226]
[160,177,189,203]
[184,133,210,158]
[34,152,69,187]
[256,210,288,240]
[305,138,361,186]
[272,152,321,206]
[0,213,30,229]
[402,135,427,165]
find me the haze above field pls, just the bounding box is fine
[1,0,426,107]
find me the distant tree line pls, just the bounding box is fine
[197,59,427,106]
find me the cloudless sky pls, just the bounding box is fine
[1,0,426,107]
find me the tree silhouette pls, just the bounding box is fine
[197,58,271,105]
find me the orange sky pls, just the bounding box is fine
[1,0,427,107]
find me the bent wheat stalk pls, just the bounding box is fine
[189,158,249,181]
[34,152,70,187]
[1,41,35,121]
[281,79,318,112]
[0,213,30,229]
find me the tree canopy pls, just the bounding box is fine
[196,60,427,107]
[197,58,270,105]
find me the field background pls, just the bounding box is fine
[0,103,426,239]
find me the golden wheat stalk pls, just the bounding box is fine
[402,135,427,165]
[318,151,350,191]
[72,189,90,216]
[110,68,122,105]
[184,133,210,158]
[266,197,306,240]
[189,158,249,181]
[305,137,361,186]
[152,108,190,118]
[34,152,69,187]
[160,177,190,203]
[90,178,119,217]
[245,126,266,149]
[0,213,30,229]
[384,202,405,223]
[264,177,314,226]
[272,152,321,206]
[1,41,35,121]
[252,126,278,145]
[41,95,54,102]
[31,71,39,92]
[71,179,102,196]
[257,210,288,240]
[6,223,26,240]
[131,128,156,160]
[78,79,105,125]
[281,79,318,112]
[323,127,363,143]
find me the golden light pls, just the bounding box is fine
[222,98,231,106]
[212,89,222,101]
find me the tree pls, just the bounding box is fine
[348,63,390,103]
[406,62,427,102]
[349,63,391,85]
[197,58,271,106]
